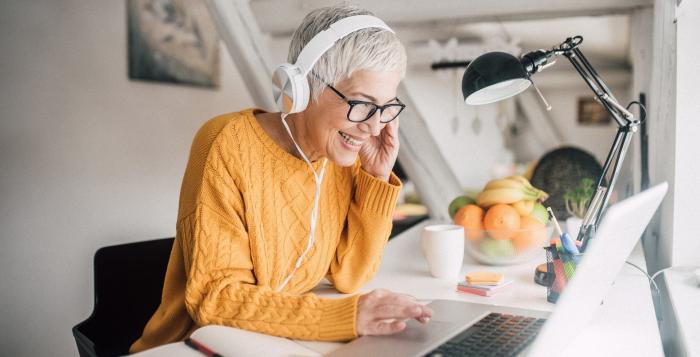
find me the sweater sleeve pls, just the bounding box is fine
[327,167,402,293]
[182,146,360,341]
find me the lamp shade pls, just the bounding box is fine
[462,52,531,105]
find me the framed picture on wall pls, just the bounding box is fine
[127,0,220,88]
[577,97,612,125]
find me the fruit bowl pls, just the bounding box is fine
[463,225,554,265]
[449,175,553,265]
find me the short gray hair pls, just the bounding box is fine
[287,5,407,102]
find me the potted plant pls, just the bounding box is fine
[563,178,595,238]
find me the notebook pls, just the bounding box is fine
[129,325,322,357]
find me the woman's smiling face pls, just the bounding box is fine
[299,69,402,167]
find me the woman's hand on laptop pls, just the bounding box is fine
[356,289,434,336]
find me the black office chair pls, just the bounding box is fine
[73,237,174,357]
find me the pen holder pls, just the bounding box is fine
[543,245,583,303]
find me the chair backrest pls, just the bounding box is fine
[73,237,174,357]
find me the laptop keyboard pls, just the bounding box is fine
[424,312,546,357]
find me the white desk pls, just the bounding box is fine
[135,220,664,356]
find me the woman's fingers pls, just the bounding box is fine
[369,319,407,335]
[390,117,400,135]
[373,303,423,320]
[421,306,434,319]
[418,306,433,324]
[357,289,434,336]
[385,118,399,143]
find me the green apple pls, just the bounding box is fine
[448,196,476,219]
[530,203,550,225]
[480,238,516,258]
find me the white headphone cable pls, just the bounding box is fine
[277,112,327,292]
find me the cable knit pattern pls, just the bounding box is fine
[129,109,401,353]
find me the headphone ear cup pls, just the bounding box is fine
[272,64,310,114]
[272,64,294,113]
[293,75,310,114]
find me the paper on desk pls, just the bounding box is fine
[129,341,201,357]
[191,325,321,357]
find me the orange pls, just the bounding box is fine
[512,215,547,252]
[483,204,521,240]
[453,204,485,241]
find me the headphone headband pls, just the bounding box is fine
[272,14,394,114]
[294,15,393,76]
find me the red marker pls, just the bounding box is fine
[184,337,223,357]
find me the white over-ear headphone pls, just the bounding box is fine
[271,15,393,114]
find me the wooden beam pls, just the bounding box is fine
[205,0,276,110]
[395,83,464,221]
[617,8,653,199]
[516,90,564,150]
[251,0,652,35]
[645,0,677,272]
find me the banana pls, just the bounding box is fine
[507,175,534,189]
[476,188,538,207]
[506,175,549,202]
[483,177,546,202]
[483,178,530,192]
[511,200,535,215]
[479,176,546,208]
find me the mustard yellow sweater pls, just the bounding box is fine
[130,109,401,353]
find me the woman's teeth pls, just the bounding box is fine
[338,131,363,146]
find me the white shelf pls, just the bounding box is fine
[663,268,700,356]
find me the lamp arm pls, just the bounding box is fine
[523,36,643,250]
[522,38,635,127]
[578,127,636,250]
[567,54,631,128]
[599,94,635,119]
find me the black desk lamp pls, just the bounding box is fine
[461,36,646,250]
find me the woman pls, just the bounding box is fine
[130,5,432,353]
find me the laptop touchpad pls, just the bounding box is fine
[427,299,492,323]
[327,320,457,357]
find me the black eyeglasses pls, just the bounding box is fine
[325,83,406,124]
[310,72,406,123]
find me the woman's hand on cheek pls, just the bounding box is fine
[359,118,400,181]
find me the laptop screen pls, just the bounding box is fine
[527,183,667,355]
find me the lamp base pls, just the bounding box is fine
[534,263,549,286]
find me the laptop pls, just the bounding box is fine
[328,182,668,357]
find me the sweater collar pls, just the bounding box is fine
[244,108,326,171]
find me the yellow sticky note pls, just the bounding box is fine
[465,271,504,285]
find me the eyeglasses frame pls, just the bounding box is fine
[310,71,406,123]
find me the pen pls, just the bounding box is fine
[184,337,224,357]
[547,207,581,266]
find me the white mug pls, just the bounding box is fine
[421,224,465,279]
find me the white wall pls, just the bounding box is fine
[0,1,253,356]
[403,70,511,190]
[538,84,630,164]
[671,0,700,267]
